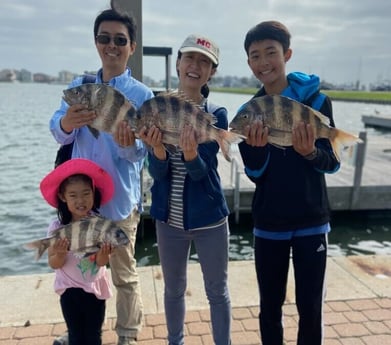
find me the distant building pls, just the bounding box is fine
[0,69,17,82]
[58,70,76,84]
[33,73,53,83]
[19,69,33,82]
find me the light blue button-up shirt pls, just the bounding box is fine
[50,68,154,221]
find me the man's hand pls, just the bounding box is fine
[60,104,96,133]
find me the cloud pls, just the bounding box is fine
[0,0,390,86]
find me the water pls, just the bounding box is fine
[0,83,390,276]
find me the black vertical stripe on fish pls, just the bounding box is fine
[169,96,182,114]
[299,102,311,124]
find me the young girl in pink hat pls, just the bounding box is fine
[40,158,115,345]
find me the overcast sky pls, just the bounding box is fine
[1,0,390,87]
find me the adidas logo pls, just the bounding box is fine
[316,244,326,252]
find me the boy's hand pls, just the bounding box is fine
[244,120,268,147]
[292,122,316,156]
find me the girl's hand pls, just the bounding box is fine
[99,242,113,256]
[52,238,69,256]
[96,242,113,266]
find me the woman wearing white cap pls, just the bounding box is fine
[140,34,231,345]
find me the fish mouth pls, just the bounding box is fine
[62,91,71,104]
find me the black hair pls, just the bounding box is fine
[176,51,218,98]
[94,7,137,43]
[244,20,291,55]
[56,174,102,225]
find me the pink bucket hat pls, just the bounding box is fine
[40,158,114,208]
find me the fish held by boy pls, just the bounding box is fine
[62,84,245,161]
[229,94,363,162]
[24,215,129,260]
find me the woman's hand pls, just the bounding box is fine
[180,124,198,161]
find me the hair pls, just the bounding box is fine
[56,174,102,225]
[176,51,218,98]
[244,20,291,56]
[93,6,137,43]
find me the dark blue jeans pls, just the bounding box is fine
[254,234,327,345]
[60,287,106,345]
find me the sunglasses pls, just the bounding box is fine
[96,34,129,46]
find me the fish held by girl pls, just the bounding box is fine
[228,94,363,162]
[62,84,245,161]
[24,215,129,260]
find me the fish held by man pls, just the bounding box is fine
[62,83,135,138]
[229,94,363,162]
[63,84,245,161]
[24,215,129,260]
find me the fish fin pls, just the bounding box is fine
[217,129,246,162]
[87,125,100,139]
[329,128,363,162]
[24,239,50,261]
[312,109,331,126]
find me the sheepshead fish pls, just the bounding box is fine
[125,91,245,161]
[24,215,129,260]
[62,83,135,138]
[63,84,245,161]
[229,94,362,161]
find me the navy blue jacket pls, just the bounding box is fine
[148,101,230,230]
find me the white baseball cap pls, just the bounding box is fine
[179,34,220,65]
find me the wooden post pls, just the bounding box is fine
[112,0,143,81]
[350,131,367,208]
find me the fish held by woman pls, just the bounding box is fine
[62,84,245,161]
[229,94,363,162]
[24,215,129,260]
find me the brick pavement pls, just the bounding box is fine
[1,298,390,345]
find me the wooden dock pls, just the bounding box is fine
[141,131,391,224]
[362,114,391,130]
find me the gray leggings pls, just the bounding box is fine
[156,220,231,345]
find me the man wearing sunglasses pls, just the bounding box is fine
[50,7,154,345]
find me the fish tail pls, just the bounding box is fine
[24,240,50,261]
[329,128,363,162]
[217,130,246,162]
